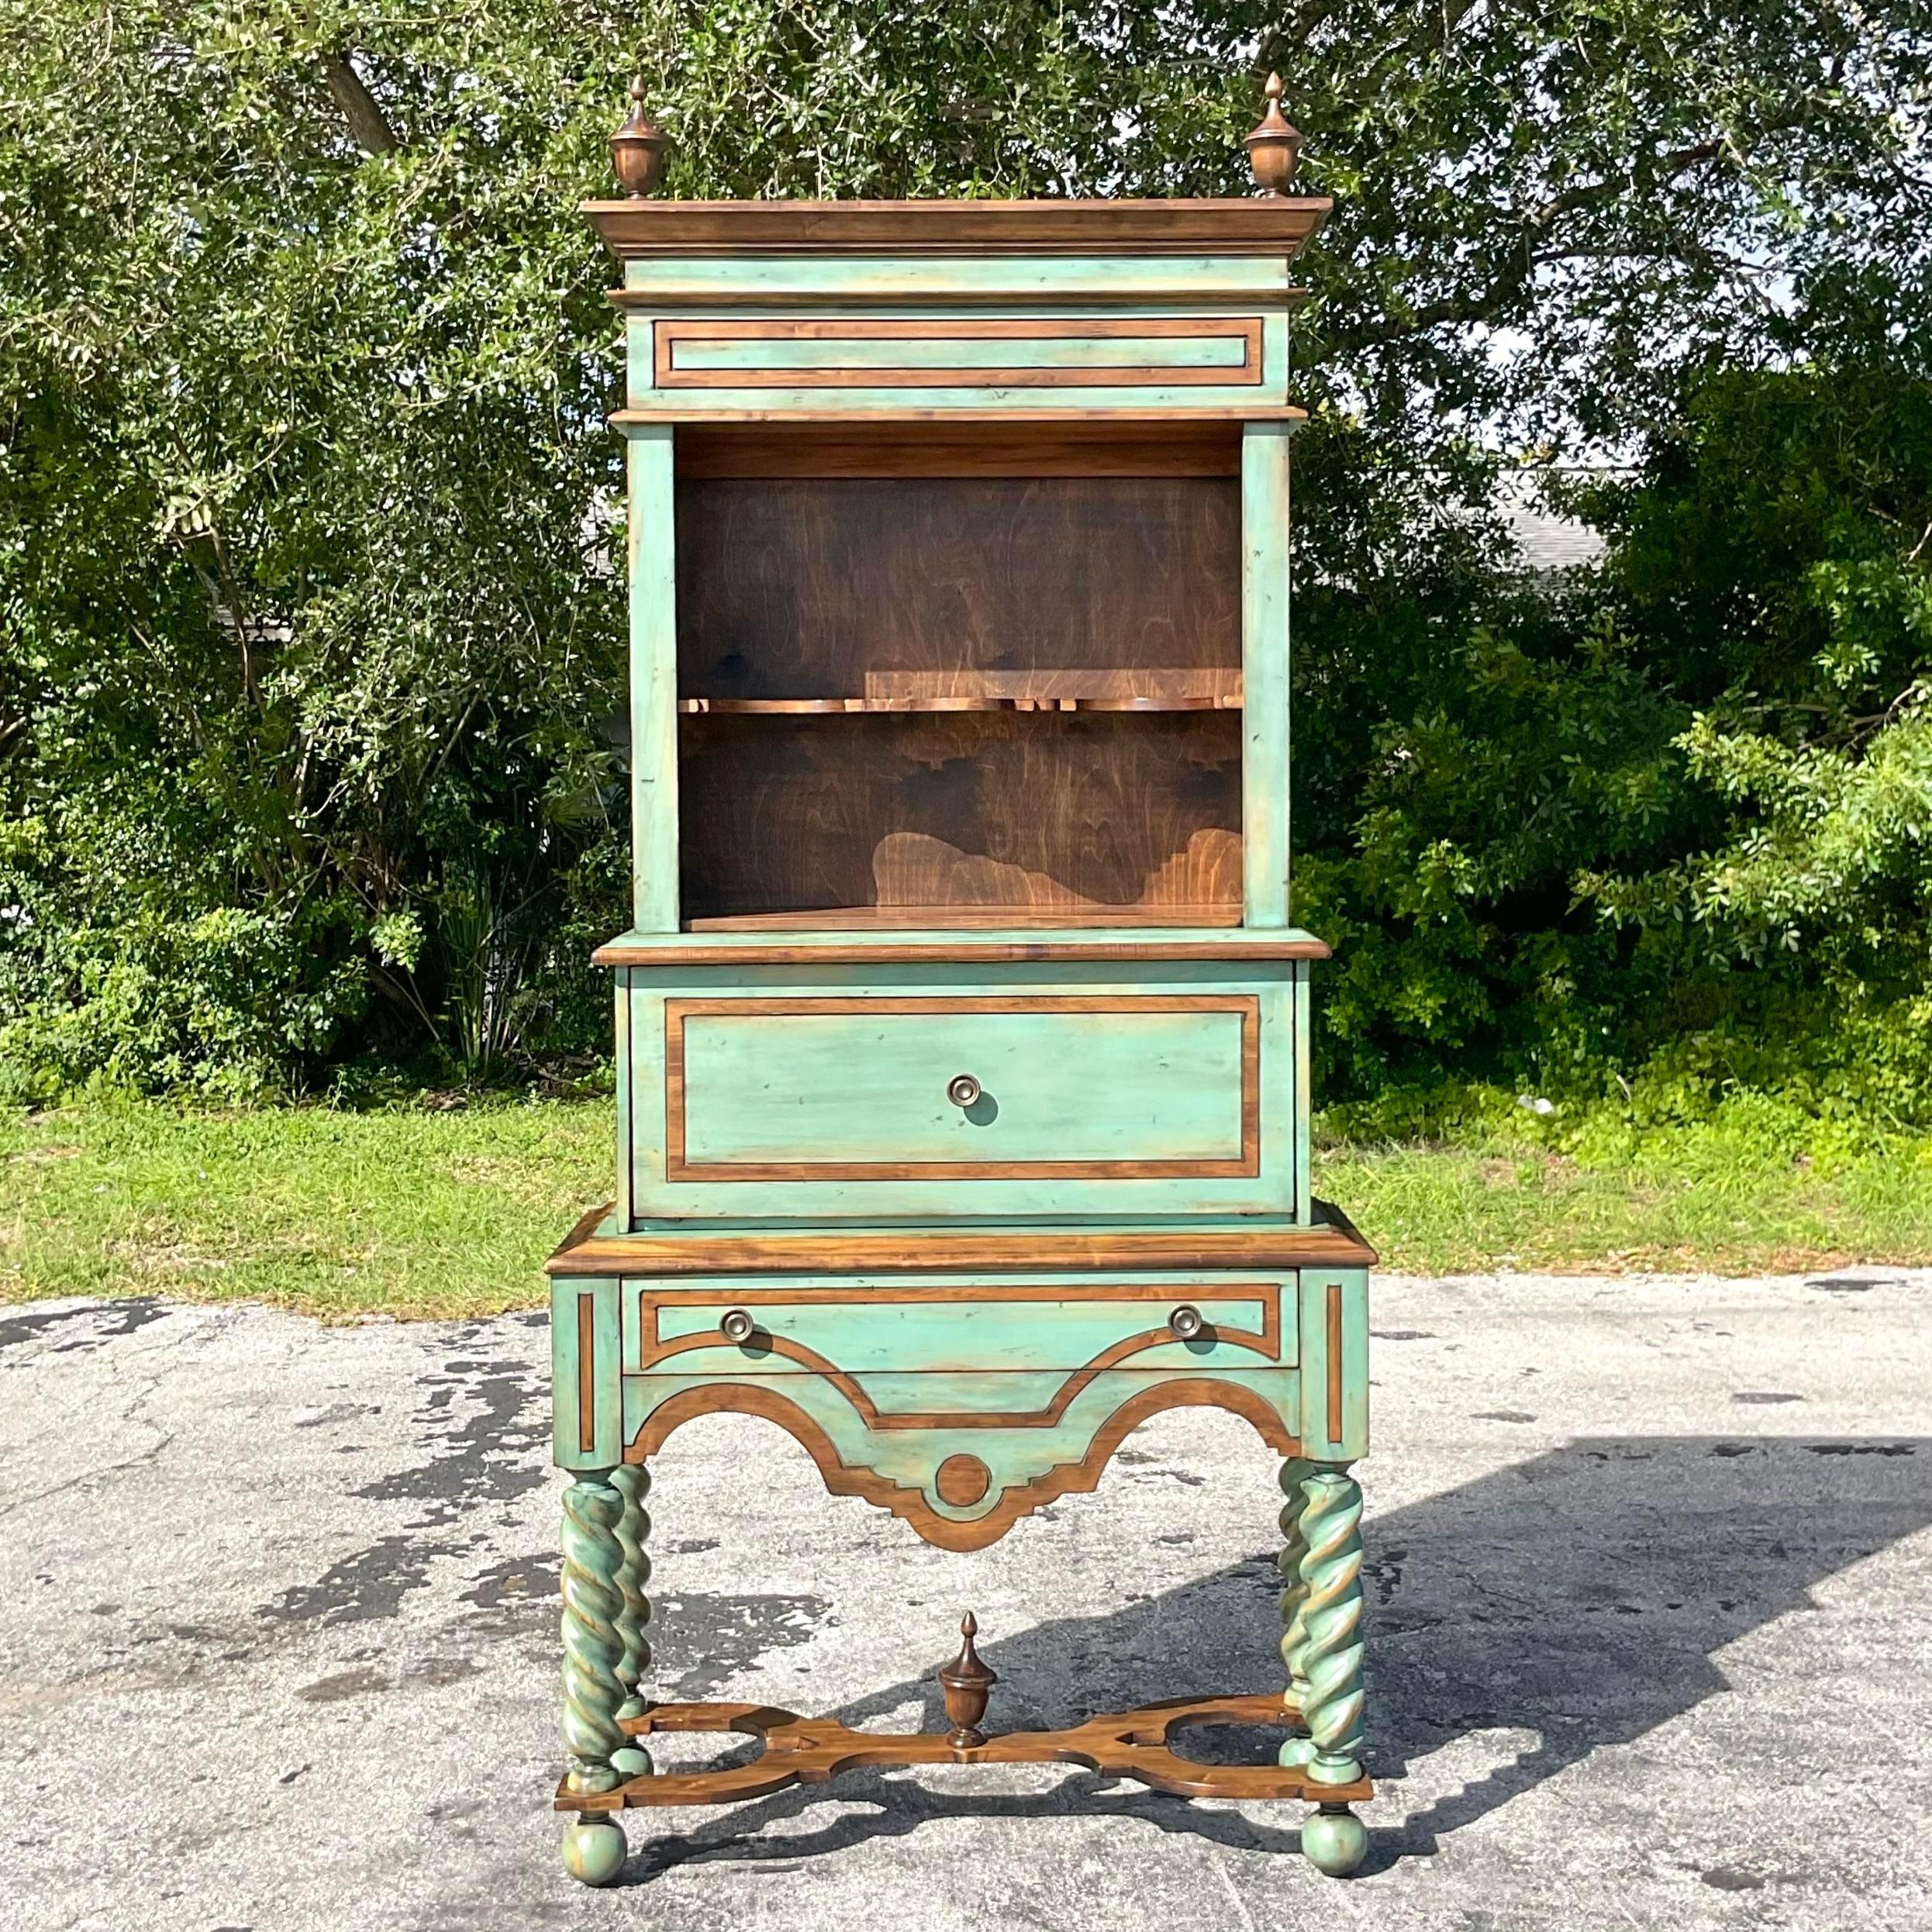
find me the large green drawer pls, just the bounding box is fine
[623,965,1306,1220]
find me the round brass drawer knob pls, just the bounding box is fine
[1168,1304,1206,1340]
[719,1309,757,1345]
[947,1074,982,1108]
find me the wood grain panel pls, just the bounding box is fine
[675,905,1244,933]
[662,994,1259,1182]
[595,924,1333,960]
[679,711,1241,920]
[560,1693,1369,1812]
[672,422,1242,478]
[585,196,1332,259]
[545,1205,1379,1275]
[677,474,1239,695]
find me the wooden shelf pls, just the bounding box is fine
[684,904,1243,932]
[680,669,1242,716]
[680,695,1240,713]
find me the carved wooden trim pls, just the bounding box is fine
[1326,1282,1344,1443]
[596,933,1330,964]
[545,1204,1379,1275]
[626,1378,1299,1551]
[575,1293,596,1455]
[582,195,1333,259]
[935,1455,992,1506]
[557,1692,1370,1812]
[610,404,1308,425]
[630,1282,1284,1423]
[652,316,1264,391]
[662,994,1260,1182]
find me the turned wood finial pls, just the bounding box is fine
[937,1610,999,1750]
[1244,72,1302,196]
[610,76,668,198]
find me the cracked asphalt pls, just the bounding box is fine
[2,1268,1928,1932]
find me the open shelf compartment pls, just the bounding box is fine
[674,423,1247,929]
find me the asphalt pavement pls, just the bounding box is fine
[2,1267,1927,1932]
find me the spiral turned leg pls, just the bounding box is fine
[559,1469,629,1887]
[1277,1456,1315,1767]
[1293,1464,1368,1878]
[609,1461,654,1778]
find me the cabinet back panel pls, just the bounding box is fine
[679,710,1240,920]
[675,476,1239,698]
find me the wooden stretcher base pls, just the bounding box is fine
[555,1692,1374,1812]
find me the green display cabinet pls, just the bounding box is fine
[546,71,1375,1888]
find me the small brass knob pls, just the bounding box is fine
[1168,1304,1206,1340]
[947,1074,982,1108]
[720,1309,757,1345]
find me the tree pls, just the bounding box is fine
[0,2,1925,1095]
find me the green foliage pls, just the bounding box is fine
[5,1095,1927,1316]
[1,2,1927,1103]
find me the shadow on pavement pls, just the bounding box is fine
[626,1433,1928,1882]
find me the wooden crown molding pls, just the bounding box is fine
[583,197,1333,260]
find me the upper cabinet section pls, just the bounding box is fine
[585,116,1330,422]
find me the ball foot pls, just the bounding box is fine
[610,1744,654,1778]
[1277,1734,1314,1768]
[561,1815,628,1887]
[1302,1803,1368,1878]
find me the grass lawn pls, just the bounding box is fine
[2,1099,1928,1320]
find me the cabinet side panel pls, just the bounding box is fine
[1295,960,1313,1223]
[612,968,633,1226]
[627,427,680,930]
[1241,422,1292,926]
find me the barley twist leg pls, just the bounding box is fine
[1277,1454,1315,1766]
[1295,1464,1368,1878]
[609,1461,654,1779]
[559,1470,628,1886]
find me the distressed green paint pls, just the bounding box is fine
[621,384,1283,417]
[1296,1269,1370,1460]
[1242,420,1294,926]
[620,254,1295,304]
[1294,961,1313,1223]
[608,1462,654,1778]
[561,1816,627,1887]
[679,1005,1247,1165]
[559,1470,626,1793]
[626,967,1298,1220]
[624,428,678,931]
[612,971,633,1226]
[622,1267,1298,1375]
[551,1278,624,1470]
[1277,1454,1315,1767]
[1290,1467,1366,1789]
[1301,1807,1368,1879]
[641,1288,1285,1375]
[668,332,1253,372]
[621,1365,1300,1526]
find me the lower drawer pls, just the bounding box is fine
[624,1276,1295,1377]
